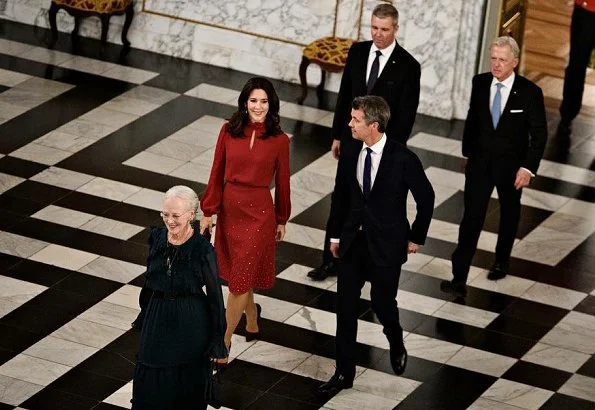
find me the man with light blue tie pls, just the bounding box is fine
[316,96,434,395]
[441,36,548,298]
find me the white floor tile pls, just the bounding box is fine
[30,166,95,190]
[520,282,587,310]
[78,301,140,331]
[0,172,24,194]
[481,379,553,410]
[78,256,145,283]
[0,231,49,258]
[51,318,126,349]
[447,346,517,377]
[10,143,72,165]
[77,177,142,201]
[236,341,310,372]
[123,187,164,211]
[558,374,595,403]
[79,216,144,240]
[124,151,186,174]
[0,354,71,386]
[29,244,99,271]
[0,374,44,406]
[23,335,98,367]
[31,205,95,228]
[521,343,590,373]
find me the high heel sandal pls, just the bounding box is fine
[245,303,262,342]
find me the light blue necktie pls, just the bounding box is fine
[491,82,503,128]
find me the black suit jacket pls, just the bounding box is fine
[331,41,421,145]
[462,73,547,175]
[329,138,435,267]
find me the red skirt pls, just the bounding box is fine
[214,182,276,294]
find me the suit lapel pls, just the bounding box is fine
[369,140,395,197]
[496,76,520,128]
[374,43,400,87]
[358,42,373,90]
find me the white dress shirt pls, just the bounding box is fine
[489,72,534,177]
[489,72,515,115]
[357,133,387,191]
[366,40,397,82]
[330,134,387,243]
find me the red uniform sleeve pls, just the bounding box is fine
[200,125,227,217]
[274,134,291,225]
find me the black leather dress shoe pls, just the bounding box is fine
[390,344,408,375]
[316,373,353,396]
[487,263,507,281]
[440,280,467,298]
[307,260,337,281]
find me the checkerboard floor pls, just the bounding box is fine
[0,20,594,410]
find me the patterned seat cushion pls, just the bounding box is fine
[51,0,133,13]
[303,36,354,72]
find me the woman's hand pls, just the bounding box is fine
[275,225,286,241]
[200,216,213,235]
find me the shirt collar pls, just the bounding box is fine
[362,133,387,154]
[491,72,515,89]
[370,40,396,58]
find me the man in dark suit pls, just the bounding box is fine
[557,0,595,137]
[316,96,434,395]
[441,36,548,298]
[308,3,421,281]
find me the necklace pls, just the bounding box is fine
[166,227,193,276]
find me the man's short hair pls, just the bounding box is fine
[491,36,520,59]
[352,96,391,132]
[372,3,399,25]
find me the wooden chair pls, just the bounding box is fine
[298,36,354,105]
[48,0,134,51]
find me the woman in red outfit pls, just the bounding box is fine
[199,77,291,361]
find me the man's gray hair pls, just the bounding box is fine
[372,2,399,25]
[352,95,391,132]
[164,185,199,218]
[491,36,520,59]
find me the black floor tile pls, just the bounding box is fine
[395,365,496,410]
[4,180,71,205]
[268,373,331,407]
[0,253,21,274]
[290,193,331,229]
[540,393,595,410]
[0,85,8,93]
[574,295,595,316]
[0,208,27,230]
[4,259,73,287]
[25,288,96,317]
[502,360,572,391]
[48,368,127,402]
[0,304,72,337]
[91,403,126,410]
[373,350,444,383]
[53,272,122,301]
[0,322,42,357]
[577,354,595,379]
[76,349,135,382]
[276,241,324,271]
[0,193,47,216]
[468,329,536,358]
[501,299,567,329]
[0,347,16,367]
[218,380,263,410]
[486,315,554,341]
[102,330,141,365]
[22,387,100,410]
[0,156,48,178]
[415,316,483,346]
[257,278,325,307]
[245,392,321,410]
[221,360,285,394]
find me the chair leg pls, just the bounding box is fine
[297,55,310,105]
[121,3,134,47]
[100,14,110,54]
[47,2,59,48]
[316,70,327,100]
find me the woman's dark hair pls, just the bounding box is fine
[228,77,283,138]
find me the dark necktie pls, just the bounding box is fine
[491,82,503,128]
[363,147,372,198]
[366,50,382,93]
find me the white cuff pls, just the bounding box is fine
[520,167,535,177]
[330,238,340,244]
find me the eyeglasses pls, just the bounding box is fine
[160,211,190,221]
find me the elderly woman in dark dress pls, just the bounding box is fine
[131,185,227,410]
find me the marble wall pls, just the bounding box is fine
[0,0,485,119]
